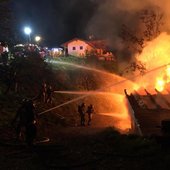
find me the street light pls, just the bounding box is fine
[35,36,41,42]
[24,27,32,43]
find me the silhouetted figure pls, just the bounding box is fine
[78,103,86,126]
[12,99,27,141]
[24,100,37,146]
[86,104,94,126]
[46,85,53,104]
[12,99,37,145]
[1,51,8,65]
[42,83,47,103]
[36,82,47,103]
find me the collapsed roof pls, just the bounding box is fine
[125,88,170,136]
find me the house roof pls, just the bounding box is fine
[61,38,83,47]
[88,40,108,49]
[136,90,169,109]
[61,38,109,50]
[125,89,170,135]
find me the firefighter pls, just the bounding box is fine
[1,50,8,65]
[86,104,94,126]
[78,103,86,126]
[24,100,37,146]
[42,82,47,103]
[36,82,47,103]
[11,99,28,141]
[46,85,53,104]
[12,99,37,145]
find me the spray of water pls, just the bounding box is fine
[49,59,127,79]
[39,63,169,115]
[39,78,131,116]
[54,91,117,95]
[39,61,170,131]
[48,59,140,94]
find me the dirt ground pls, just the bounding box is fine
[0,114,170,170]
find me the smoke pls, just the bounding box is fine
[87,0,170,58]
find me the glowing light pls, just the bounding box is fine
[155,78,165,92]
[35,36,41,42]
[15,44,24,47]
[135,32,170,92]
[166,65,170,83]
[154,65,170,92]
[52,48,59,52]
[24,27,32,35]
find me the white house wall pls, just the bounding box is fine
[67,40,93,57]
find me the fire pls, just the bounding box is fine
[136,32,170,92]
[84,93,131,132]
[154,65,170,92]
[47,31,170,133]
[155,77,165,92]
[137,32,170,70]
[166,65,170,83]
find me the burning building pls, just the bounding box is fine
[125,87,170,136]
[124,31,170,136]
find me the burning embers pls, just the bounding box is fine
[135,32,170,93]
[155,65,170,92]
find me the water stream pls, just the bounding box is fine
[39,61,170,131]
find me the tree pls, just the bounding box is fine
[120,7,164,75]
[120,7,163,53]
[120,24,144,54]
[0,52,57,97]
[121,61,147,76]
[0,0,12,42]
[86,49,99,63]
[76,71,99,91]
[140,8,163,41]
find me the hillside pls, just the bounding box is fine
[0,56,170,169]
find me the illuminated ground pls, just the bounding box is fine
[0,114,170,170]
[1,56,170,169]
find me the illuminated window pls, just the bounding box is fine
[73,47,76,50]
[80,46,83,50]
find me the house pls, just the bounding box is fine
[61,38,115,61]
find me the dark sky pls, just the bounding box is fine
[13,0,98,47]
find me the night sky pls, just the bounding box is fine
[13,0,98,47]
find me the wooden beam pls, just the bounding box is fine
[144,89,161,109]
[124,89,143,136]
[155,88,170,108]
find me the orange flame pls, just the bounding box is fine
[154,65,170,92]
[155,77,165,92]
[136,32,170,93]
[166,65,170,83]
